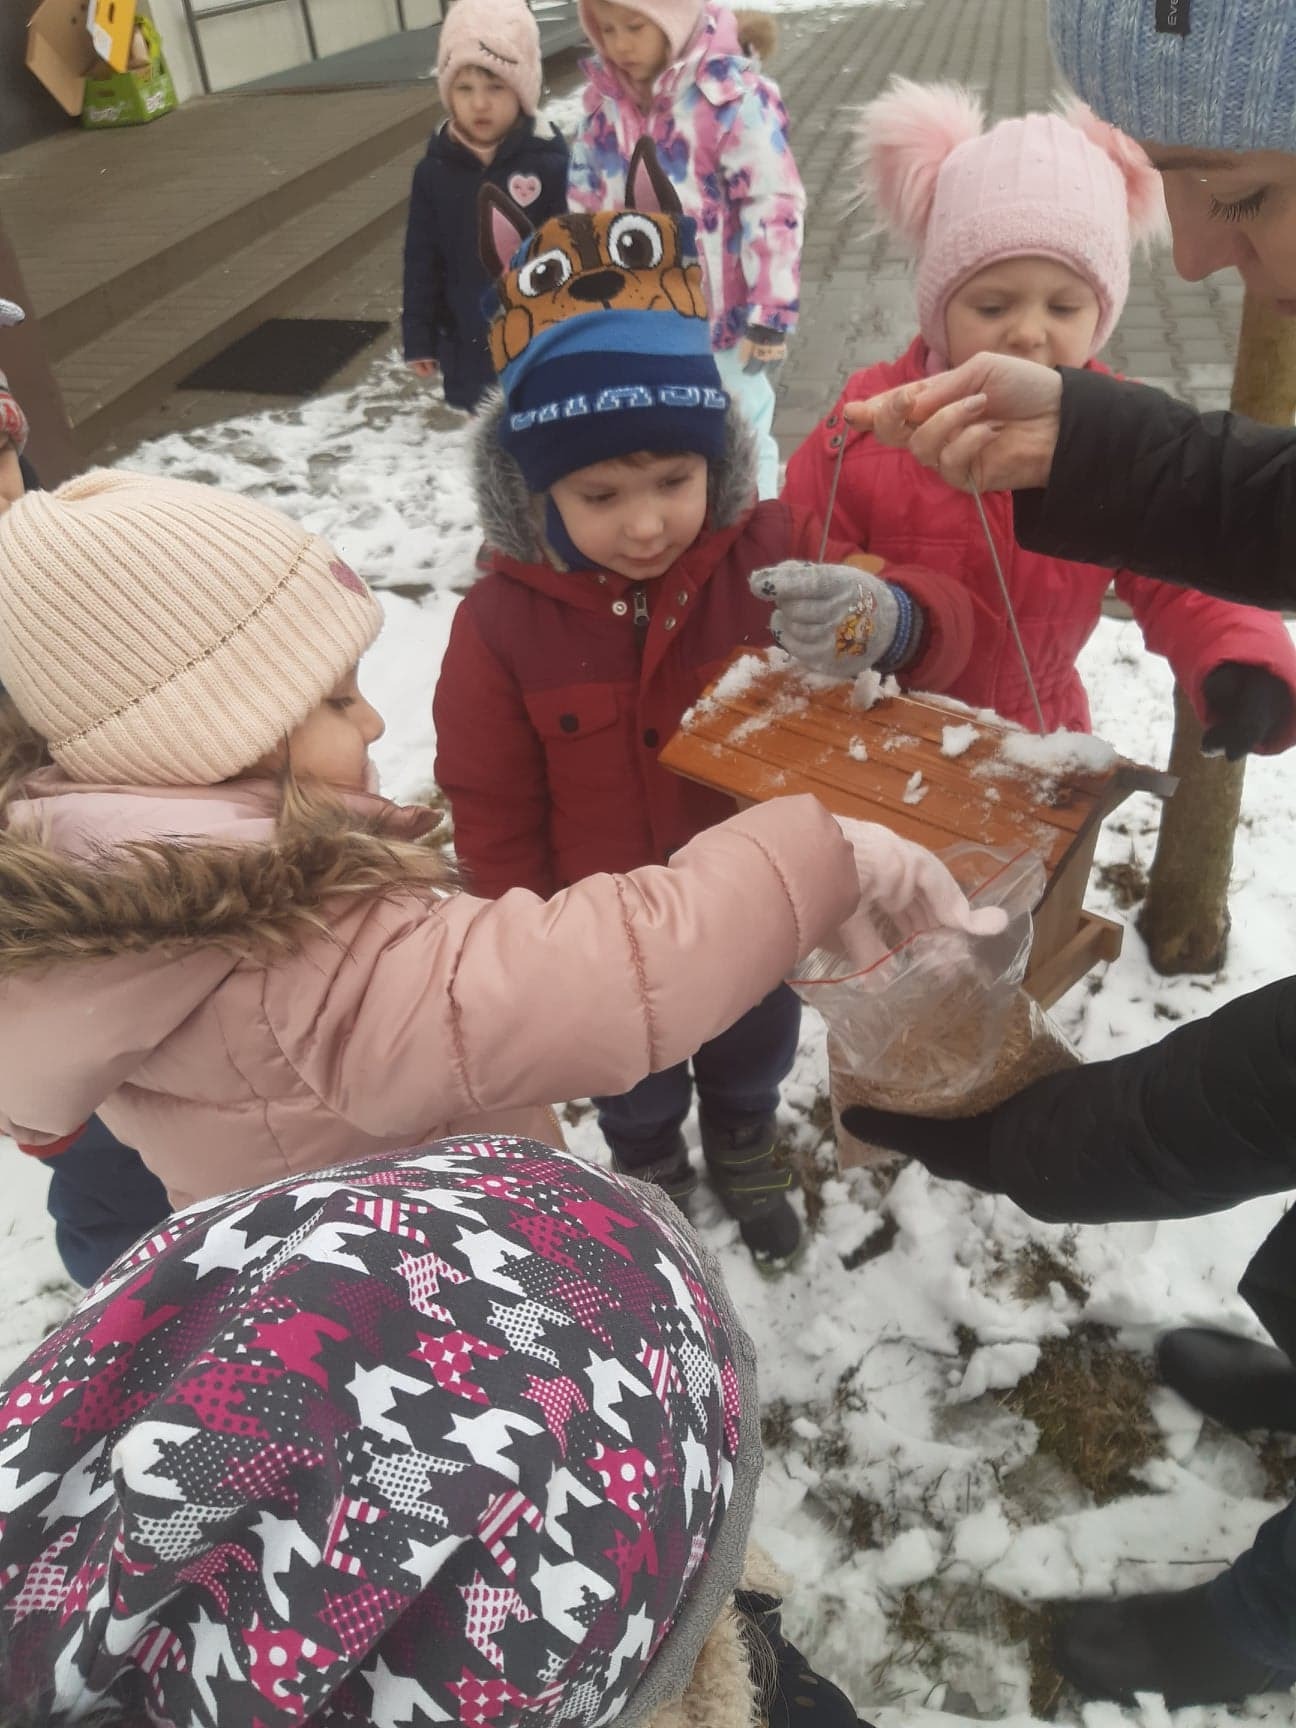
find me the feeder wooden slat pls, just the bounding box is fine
[661,649,1176,1005]
[678,697,1089,853]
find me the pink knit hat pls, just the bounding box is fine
[0,470,383,785]
[437,0,542,115]
[579,0,704,65]
[858,78,1167,362]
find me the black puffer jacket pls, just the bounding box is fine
[1012,368,1296,609]
[847,981,1296,1360]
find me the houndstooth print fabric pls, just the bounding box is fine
[0,1137,760,1726]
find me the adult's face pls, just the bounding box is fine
[1144,144,1296,312]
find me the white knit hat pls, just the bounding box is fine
[0,470,384,786]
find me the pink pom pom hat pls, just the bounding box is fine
[856,77,1168,363]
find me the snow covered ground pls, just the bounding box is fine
[4,347,1296,1726]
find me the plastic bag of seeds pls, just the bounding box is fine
[791,844,1080,1166]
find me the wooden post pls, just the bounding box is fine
[1140,293,1296,975]
[0,216,79,487]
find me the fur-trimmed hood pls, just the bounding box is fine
[470,388,759,564]
[0,729,456,1163]
[0,764,450,977]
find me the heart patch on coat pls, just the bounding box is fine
[508,173,542,207]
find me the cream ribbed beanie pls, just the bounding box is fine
[0,470,384,786]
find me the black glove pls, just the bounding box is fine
[1200,662,1293,761]
[840,1105,997,1189]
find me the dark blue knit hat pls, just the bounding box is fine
[481,142,729,491]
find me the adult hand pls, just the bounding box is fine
[839,1104,997,1187]
[1201,663,1294,760]
[842,352,1063,493]
[751,561,904,676]
[407,358,439,380]
[829,816,1007,972]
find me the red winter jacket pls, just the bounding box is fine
[434,501,936,900]
[783,337,1296,744]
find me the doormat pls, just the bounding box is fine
[179,319,390,395]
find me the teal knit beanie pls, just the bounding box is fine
[1049,0,1296,153]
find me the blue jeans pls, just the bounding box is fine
[594,985,800,1170]
[45,1118,170,1287]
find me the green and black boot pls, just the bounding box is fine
[611,1135,699,1217]
[701,1113,802,1271]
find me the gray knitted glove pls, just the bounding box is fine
[750,560,910,677]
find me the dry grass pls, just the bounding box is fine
[998,1596,1066,1717]
[1001,1325,1161,1504]
[870,1587,951,1688]
[1096,854,1149,909]
[1011,1240,1089,1307]
[1256,1433,1296,1500]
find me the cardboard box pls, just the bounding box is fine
[26,0,95,117]
[27,2,175,127]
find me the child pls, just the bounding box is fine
[568,0,804,500]
[432,151,1001,1268]
[0,322,171,1286]
[0,467,983,1214]
[402,0,569,412]
[776,81,1296,754]
[0,1135,870,1725]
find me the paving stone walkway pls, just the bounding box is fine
[98,0,1243,466]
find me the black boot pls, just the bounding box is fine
[1053,1583,1292,1707]
[612,1137,698,1216]
[1157,1326,1296,1433]
[700,1114,802,1271]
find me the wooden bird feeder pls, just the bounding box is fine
[662,649,1177,1008]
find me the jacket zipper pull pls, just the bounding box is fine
[631,586,650,629]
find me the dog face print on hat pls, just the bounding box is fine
[481,138,708,377]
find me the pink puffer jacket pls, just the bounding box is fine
[0,775,857,1207]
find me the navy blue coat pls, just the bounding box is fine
[401,117,569,411]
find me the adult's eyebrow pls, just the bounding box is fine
[1143,148,1244,172]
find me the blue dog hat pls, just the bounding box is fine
[480,140,729,492]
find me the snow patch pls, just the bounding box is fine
[941,723,979,759]
[999,728,1118,777]
[851,669,900,711]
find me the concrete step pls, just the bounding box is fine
[2,87,435,363]
[59,140,423,449]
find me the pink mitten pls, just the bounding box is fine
[831,817,1007,970]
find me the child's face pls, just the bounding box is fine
[943,257,1102,371]
[258,667,386,792]
[449,66,521,148]
[0,440,24,515]
[588,0,671,91]
[550,452,708,579]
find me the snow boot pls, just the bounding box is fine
[1157,1327,1296,1433]
[700,1114,802,1271]
[1052,1583,1293,1707]
[612,1136,698,1217]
